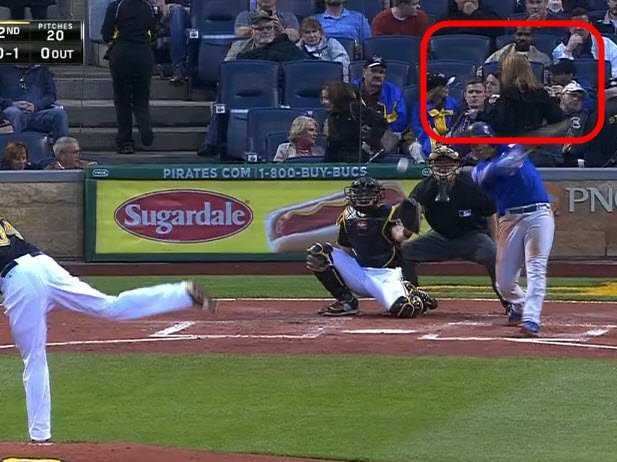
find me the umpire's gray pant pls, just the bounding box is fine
[401,230,506,306]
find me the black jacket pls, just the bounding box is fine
[101,0,158,44]
[236,35,307,62]
[478,87,565,136]
[571,95,617,167]
[0,65,57,111]
[0,0,54,8]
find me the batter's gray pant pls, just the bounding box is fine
[401,230,506,306]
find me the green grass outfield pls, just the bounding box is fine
[1,275,616,462]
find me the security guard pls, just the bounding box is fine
[101,0,158,154]
[401,144,509,311]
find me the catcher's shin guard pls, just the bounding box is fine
[403,281,438,313]
[306,242,356,302]
[388,295,424,318]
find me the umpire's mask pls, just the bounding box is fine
[428,144,461,203]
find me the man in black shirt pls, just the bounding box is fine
[400,144,508,309]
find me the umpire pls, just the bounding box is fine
[401,144,508,310]
[101,0,157,154]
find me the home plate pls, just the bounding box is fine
[342,329,417,334]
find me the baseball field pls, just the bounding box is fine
[1,274,617,462]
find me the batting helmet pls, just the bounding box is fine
[344,176,384,210]
[465,121,495,138]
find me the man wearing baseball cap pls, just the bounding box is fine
[569,78,617,166]
[353,56,408,138]
[410,72,459,157]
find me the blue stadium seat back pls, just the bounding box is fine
[574,59,612,89]
[295,107,329,125]
[277,0,316,21]
[588,9,606,21]
[283,60,343,107]
[363,36,420,66]
[345,0,383,22]
[426,60,476,101]
[285,155,326,163]
[196,38,234,86]
[88,0,112,43]
[0,131,53,166]
[482,0,516,18]
[265,131,290,161]
[329,36,359,61]
[420,0,448,18]
[403,84,418,118]
[349,60,410,88]
[247,108,307,158]
[226,110,249,160]
[373,153,405,163]
[220,60,280,109]
[495,33,559,57]
[430,35,492,65]
[192,0,249,35]
[482,61,544,83]
[588,0,608,10]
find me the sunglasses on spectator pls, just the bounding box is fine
[253,25,274,31]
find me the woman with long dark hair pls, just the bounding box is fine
[478,54,564,135]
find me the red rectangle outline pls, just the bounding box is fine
[419,20,606,145]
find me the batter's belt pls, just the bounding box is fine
[503,203,551,216]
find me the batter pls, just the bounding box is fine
[467,122,555,337]
[0,217,212,443]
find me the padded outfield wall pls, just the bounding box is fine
[1,166,617,261]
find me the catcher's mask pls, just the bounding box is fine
[428,145,461,203]
[344,176,384,212]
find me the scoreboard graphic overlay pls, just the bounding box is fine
[0,20,84,65]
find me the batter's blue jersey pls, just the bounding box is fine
[471,145,549,216]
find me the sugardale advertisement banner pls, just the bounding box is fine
[88,179,421,261]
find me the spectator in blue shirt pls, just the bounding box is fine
[0,64,69,143]
[315,0,372,43]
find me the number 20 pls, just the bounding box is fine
[47,29,64,41]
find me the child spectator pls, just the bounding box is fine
[274,116,324,161]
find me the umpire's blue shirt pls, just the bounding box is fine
[471,145,549,216]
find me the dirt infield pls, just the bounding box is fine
[1,297,617,461]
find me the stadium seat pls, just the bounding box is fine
[283,60,343,107]
[482,0,516,18]
[573,59,612,89]
[88,0,111,43]
[403,84,418,120]
[196,38,234,87]
[247,108,307,159]
[588,0,608,10]
[349,60,410,88]
[495,33,560,58]
[430,35,492,65]
[285,155,326,163]
[345,0,383,22]
[226,111,250,161]
[190,0,249,35]
[420,0,448,19]
[219,60,280,109]
[363,36,420,66]
[329,36,359,61]
[482,61,544,84]
[277,0,315,22]
[0,131,54,166]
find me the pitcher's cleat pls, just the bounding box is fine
[29,438,53,446]
[186,281,216,313]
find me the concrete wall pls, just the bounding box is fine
[0,172,84,259]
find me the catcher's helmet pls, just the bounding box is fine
[345,176,384,210]
[428,144,461,181]
[465,121,495,138]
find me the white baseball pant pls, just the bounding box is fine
[1,253,194,442]
[331,247,407,312]
[496,209,555,325]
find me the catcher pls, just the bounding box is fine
[306,176,437,318]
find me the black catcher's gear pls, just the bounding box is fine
[428,144,461,203]
[306,242,356,308]
[344,176,384,212]
[394,198,420,234]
